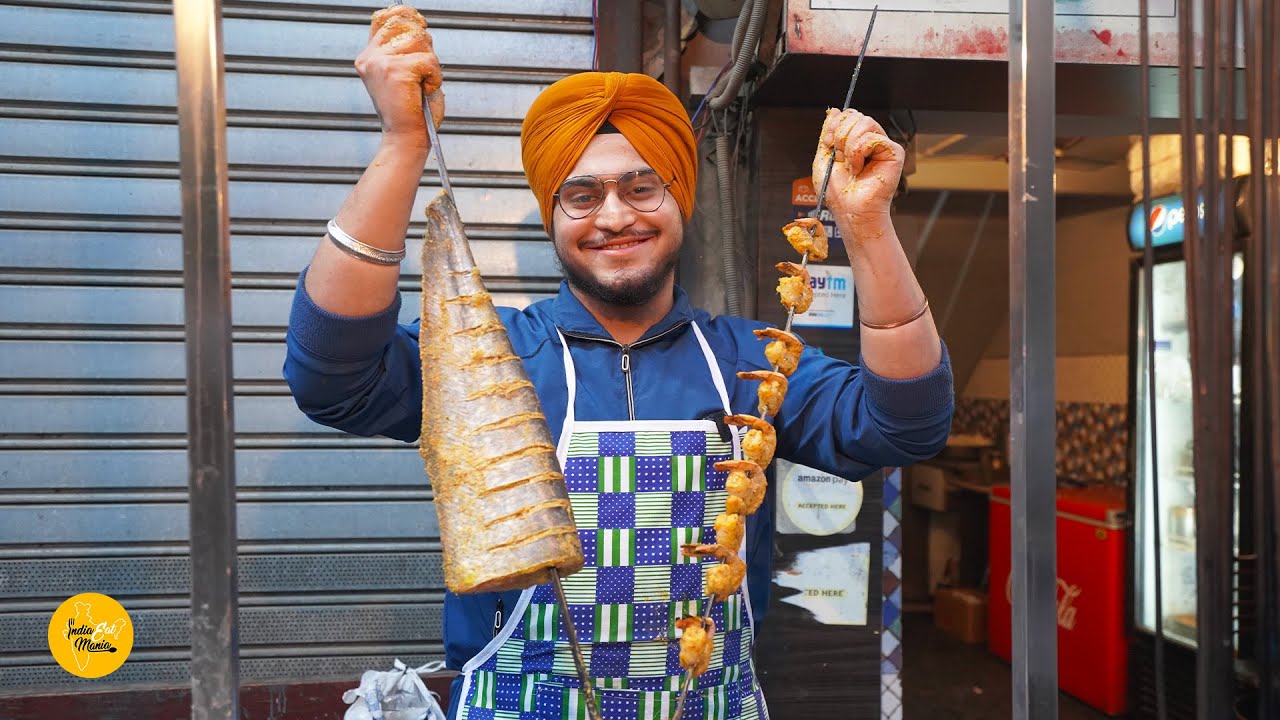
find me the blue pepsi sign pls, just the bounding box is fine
[1127,192,1204,250]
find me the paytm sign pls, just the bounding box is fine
[793,264,856,330]
[1127,192,1204,250]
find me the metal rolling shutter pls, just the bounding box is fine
[0,0,591,694]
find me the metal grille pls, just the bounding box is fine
[1131,632,1197,720]
[3,652,446,695]
[0,0,591,694]
[2,604,445,653]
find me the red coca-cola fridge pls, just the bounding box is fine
[987,484,1129,716]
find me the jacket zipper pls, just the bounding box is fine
[560,321,689,422]
[620,347,635,420]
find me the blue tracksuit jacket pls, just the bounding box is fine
[283,273,954,714]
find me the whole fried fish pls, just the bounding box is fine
[419,192,584,594]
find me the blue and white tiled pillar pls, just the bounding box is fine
[880,467,904,720]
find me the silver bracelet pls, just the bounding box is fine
[326,219,406,265]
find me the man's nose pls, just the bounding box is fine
[593,188,636,232]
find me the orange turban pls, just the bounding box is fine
[521,72,697,233]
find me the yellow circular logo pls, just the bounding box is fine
[47,593,133,678]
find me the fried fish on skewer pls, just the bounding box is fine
[776,261,814,315]
[680,543,748,602]
[714,512,746,552]
[675,616,715,676]
[737,370,787,418]
[420,195,583,594]
[781,217,829,262]
[724,414,777,468]
[752,327,803,377]
[715,460,767,515]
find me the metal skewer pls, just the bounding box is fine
[423,98,453,200]
[420,86,603,720]
[785,3,879,338]
[670,8,878,720]
[551,569,603,720]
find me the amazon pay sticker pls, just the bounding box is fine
[776,459,863,535]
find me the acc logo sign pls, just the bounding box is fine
[47,593,133,678]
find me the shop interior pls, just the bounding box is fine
[895,184,1136,720]
[678,3,1263,718]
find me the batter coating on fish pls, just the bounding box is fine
[419,192,583,594]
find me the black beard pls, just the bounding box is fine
[554,238,681,307]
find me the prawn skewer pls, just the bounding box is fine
[674,10,878,719]
[775,261,814,314]
[713,511,746,552]
[680,543,748,602]
[736,370,787,418]
[716,459,767,516]
[753,327,803,377]
[676,616,716,677]
[724,414,777,469]
[781,217,829,262]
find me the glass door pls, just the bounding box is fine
[1133,254,1244,647]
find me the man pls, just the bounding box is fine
[285,6,953,719]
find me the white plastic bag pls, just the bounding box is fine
[342,659,448,720]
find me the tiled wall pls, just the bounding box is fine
[951,397,1130,486]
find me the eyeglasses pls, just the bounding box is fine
[553,169,672,220]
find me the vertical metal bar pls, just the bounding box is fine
[173,1,239,718]
[1007,0,1057,717]
[1183,0,1236,714]
[1137,0,1169,716]
[1219,0,1242,671]
[664,0,682,98]
[1264,0,1280,711]
[1241,3,1273,715]
[594,0,643,73]
[1175,3,1203,713]
[1235,0,1257,666]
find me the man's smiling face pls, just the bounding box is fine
[550,133,683,307]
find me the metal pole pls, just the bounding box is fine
[173,1,239,718]
[1137,0,1169,717]
[1007,0,1057,717]
[1242,1,1274,713]
[1263,0,1280,712]
[1180,0,1236,714]
[664,0,682,99]
[594,0,643,73]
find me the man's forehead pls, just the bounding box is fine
[566,133,645,176]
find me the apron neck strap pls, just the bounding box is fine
[689,322,734,416]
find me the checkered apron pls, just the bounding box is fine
[455,323,769,720]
